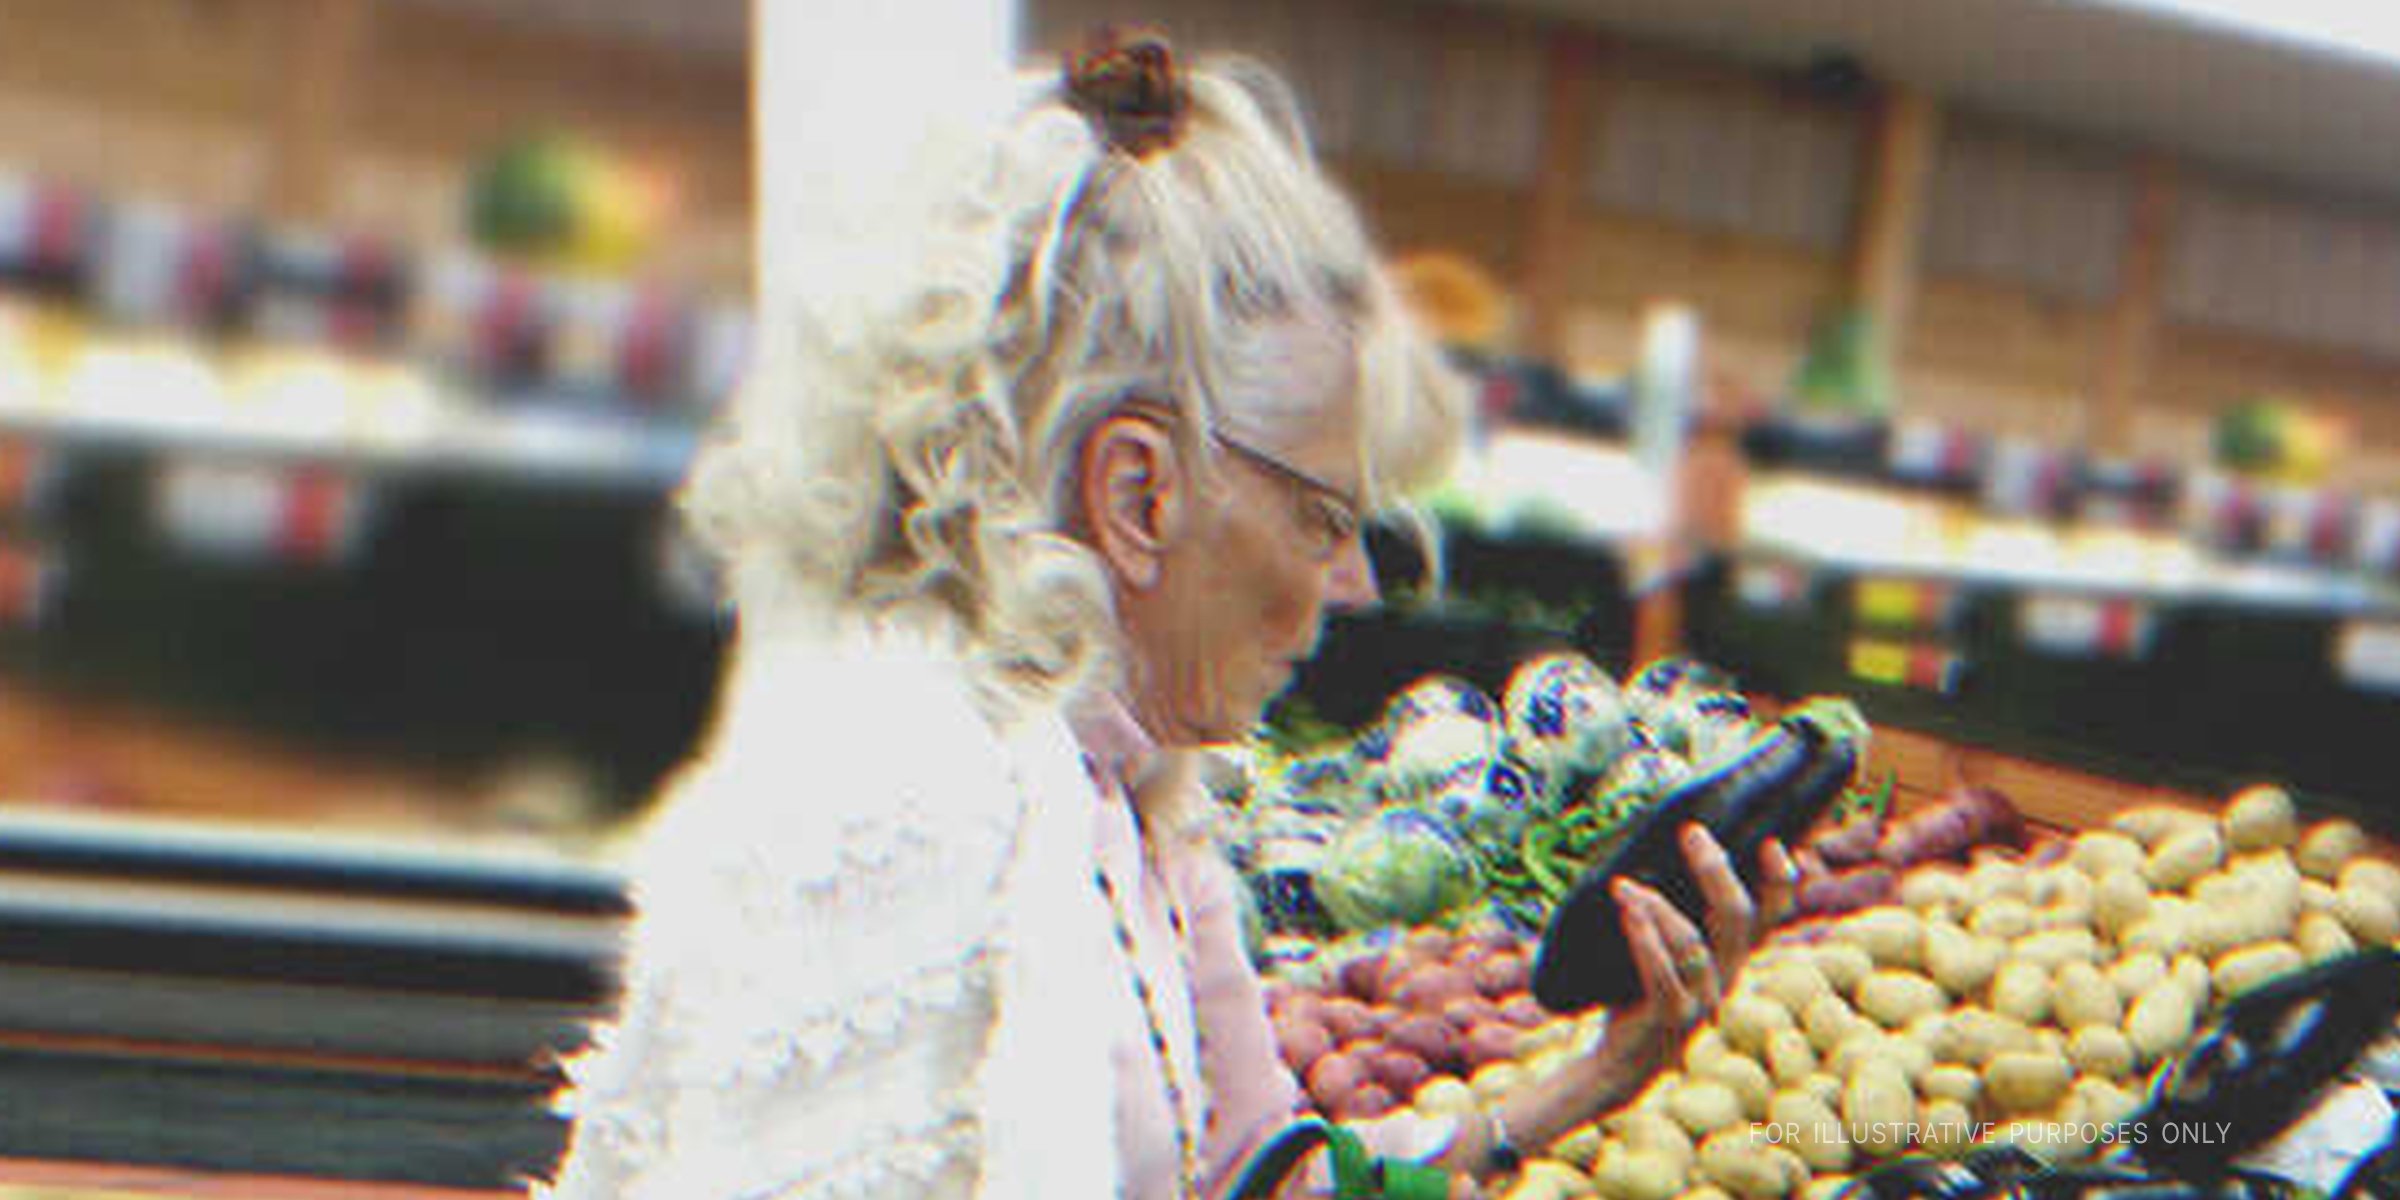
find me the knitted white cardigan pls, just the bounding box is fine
[534,630,1128,1199]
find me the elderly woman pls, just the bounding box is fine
[539,30,1793,1200]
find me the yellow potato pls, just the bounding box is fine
[2302,880,2338,912]
[1846,909,1927,971]
[1920,1063,1981,1106]
[1476,1062,1529,1102]
[2070,831,2149,878]
[1802,1072,1844,1111]
[2092,869,2152,941]
[2012,929,2102,971]
[1967,898,2035,942]
[1698,1130,1801,1200]
[2212,942,2305,998]
[2124,981,2199,1064]
[2053,962,2123,1030]
[1983,1050,2072,1112]
[1901,870,1971,919]
[1798,1179,1850,1200]
[2120,911,2189,959]
[1925,923,2005,998]
[2169,954,2212,1003]
[1858,971,1947,1029]
[2107,952,2168,1004]
[1682,1188,1736,1200]
[1934,1007,2034,1067]
[1721,994,1798,1058]
[1802,994,1865,1056]
[1811,944,1875,996]
[1686,1028,1734,1075]
[1525,1159,1599,1200]
[1414,1076,1478,1117]
[1767,1090,1851,1174]
[2144,827,2224,891]
[1992,961,2052,1025]
[2073,1077,2141,1127]
[1614,1109,1697,1170]
[1696,1054,1774,1122]
[1593,1147,1686,1200]
[2068,1026,2136,1080]
[2297,910,2357,963]
[2113,805,2211,848]
[2341,859,2400,909]
[1840,1062,1915,1160]
[2335,886,2400,945]
[1755,960,1835,1017]
[1668,1080,1747,1139]
[1551,1125,1605,1171]
[1920,1099,1978,1159]
[1766,1029,1819,1088]
[1968,860,2031,906]
[2298,820,2366,881]
[2223,786,2299,853]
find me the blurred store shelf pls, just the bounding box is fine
[0,809,620,1189]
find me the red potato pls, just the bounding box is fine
[1321,997,1373,1044]
[1393,965,1476,1012]
[1275,1014,1333,1073]
[1406,928,1457,963]
[1339,953,1388,1002]
[1386,1012,1459,1067]
[1369,1047,1432,1095]
[1463,1022,1522,1068]
[1342,1083,1397,1120]
[1473,951,1529,998]
[1442,995,1501,1034]
[1499,994,1549,1029]
[1306,1050,1365,1107]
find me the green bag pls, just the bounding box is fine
[1227,1117,1454,1200]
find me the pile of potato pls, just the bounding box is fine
[1478,786,2400,1200]
[1269,926,1564,1119]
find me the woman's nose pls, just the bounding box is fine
[1325,533,1379,611]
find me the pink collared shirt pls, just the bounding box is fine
[1072,697,1458,1200]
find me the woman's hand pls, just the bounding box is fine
[1589,826,1800,1085]
[1442,827,1800,1186]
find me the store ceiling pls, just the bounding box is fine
[404,0,2400,206]
[1467,0,2400,206]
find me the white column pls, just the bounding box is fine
[751,0,1018,331]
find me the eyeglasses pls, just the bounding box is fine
[1213,433,1364,563]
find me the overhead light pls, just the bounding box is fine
[2093,0,2400,68]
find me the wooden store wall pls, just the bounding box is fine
[8,0,2400,479]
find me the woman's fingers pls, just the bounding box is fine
[1615,879,1687,1018]
[1680,824,1756,968]
[1756,838,1802,928]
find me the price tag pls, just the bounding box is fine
[2335,622,2400,695]
[2019,594,2155,659]
[1848,637,1964,694]
[1855,577,1962,631]
[1888,421,1979,485]
[153,458,370,566]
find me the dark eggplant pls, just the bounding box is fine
[1532,710,1861,1012]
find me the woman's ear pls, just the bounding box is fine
[1079,412,1185,590]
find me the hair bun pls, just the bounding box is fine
[1064,26,1189,159]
